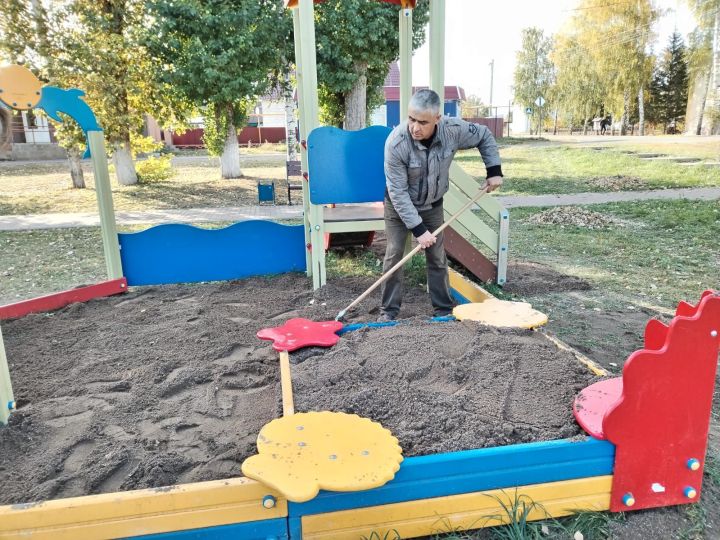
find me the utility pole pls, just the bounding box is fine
[489,59,494,110]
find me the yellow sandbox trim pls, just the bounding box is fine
[448,268,494,304]
[0,477,286,540]
[302,475,612,539]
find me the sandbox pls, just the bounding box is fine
[0,274,596,505]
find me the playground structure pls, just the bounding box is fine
[1,2,719,539]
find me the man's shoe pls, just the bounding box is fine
[377,313,396,323]
[433,310,453,318]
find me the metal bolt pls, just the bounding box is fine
[328,454,337,460]
[622,493,635,507]
[7,400,16,411]
[36,91,40,95]
[711,330,718,338]
[501,246,506,251]
[361,450,369,456]
[298,441,306,447]
[262,495,276,509]
[687,458,701,471]
[296,425,304,431]
[26,103,32,108]
[12,102,17,107]
[314,225,320,231]
[684,486,697,499]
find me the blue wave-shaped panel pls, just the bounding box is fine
[119,221,306,286]
[307,125,391,205]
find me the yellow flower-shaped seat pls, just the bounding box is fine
[242,411,403,502]
[453,299,548,329]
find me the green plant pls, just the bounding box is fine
[136,155,173,183]
[361,530,401,540]
[483,490,554,540]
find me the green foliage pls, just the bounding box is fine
[315,0,429,126]
[130,134,164,156]
[484,491,553,540]
[136,155,173,183]
[647,32,689,128]
[513,28,553,111]
[461,95,490,118]
[144,0,291,136]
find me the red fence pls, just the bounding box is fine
[462,117,504,139]
[172,126,287,147]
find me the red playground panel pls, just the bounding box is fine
[257,317,343,352]
[573,290,720,512]
[0,278,128,320]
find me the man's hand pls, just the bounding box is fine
[415,231,436,249]
[485,176,503,193]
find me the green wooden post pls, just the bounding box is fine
[292,8,313,277]
[429,0,446,99]
[297,0,325,289]
[0,324,14,425]
[399,7,413,118]
[88,131,123,280]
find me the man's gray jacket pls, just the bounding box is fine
[384,116,502,235]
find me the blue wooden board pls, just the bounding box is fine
[307,126,391,205]
[289,438,615,516]
[119,221,306,286]
[126,518,288,539]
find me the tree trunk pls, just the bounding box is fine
[696,71,712,135]
[344,61,368,131]
[67,148,85,189]
[221,105,242,179]
[583,117,589,135]
[113,141,138,186]
[638,85,645,136]
[284,73,298,161]
[620,90,630,135]
[553,110,558,135]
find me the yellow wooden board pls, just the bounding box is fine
[448,269,493,304]
[302,475,612,539]
[453,299,548,329]
[0,477,286,540]
[0,65,43,110]
[242,411,403,503]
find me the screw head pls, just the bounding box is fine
[7,400,16,411]
[687,458,701,471]
[262,495,276,509]
[622,493,635,507]
[684,486,697,499]
[711,330,718,338]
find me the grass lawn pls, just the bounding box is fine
[457,144,720,196]
[2,139,719,215]
[0,160,294,215]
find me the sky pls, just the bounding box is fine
[411,0,698,109]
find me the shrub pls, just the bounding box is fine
[136,155,173,183]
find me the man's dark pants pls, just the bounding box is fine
[380,199,454,319]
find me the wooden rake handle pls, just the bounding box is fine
[279,351,294,416]
[336,185,491,319]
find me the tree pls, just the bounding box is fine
[461,95,489,118]
[551,34,605,134]
[314,0,429,130]
[647,32,689,131]
[513,27,553,134]
[145,0,292,178]
[572,0,660,135]
[685,0,720,134]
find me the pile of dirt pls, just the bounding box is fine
[503,262,592,296]
[588,175,647,191]
[527,206,619,229]
[0,274,599,505]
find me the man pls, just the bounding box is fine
[379,89,503,322]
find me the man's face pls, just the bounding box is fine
[407,107,440,141]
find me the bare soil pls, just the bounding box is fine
[1,274,597,505]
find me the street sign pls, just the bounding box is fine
[525,107,533,115]
[535,96,545,107]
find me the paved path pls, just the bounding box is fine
[1,186,718,231]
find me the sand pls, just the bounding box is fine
[0,274,598,504]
